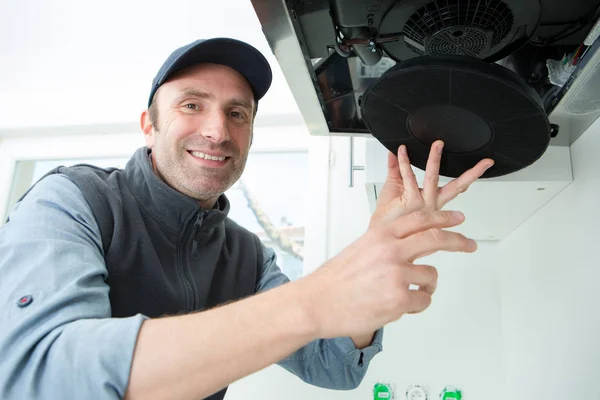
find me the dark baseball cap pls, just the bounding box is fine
[147,37,273,107]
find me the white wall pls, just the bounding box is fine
[498,116,600,399]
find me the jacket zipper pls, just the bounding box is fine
[191,211,204,256]
[179,211,205,312]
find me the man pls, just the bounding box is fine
[0,38,494,400]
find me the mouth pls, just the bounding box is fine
[187,150,231,166]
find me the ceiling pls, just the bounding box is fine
[0,0,302,132]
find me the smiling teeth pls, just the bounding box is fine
[190,151,226,161]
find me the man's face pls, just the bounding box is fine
[142,63,255,208]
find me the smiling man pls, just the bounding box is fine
[144,62,255,208]
[0,38,493,400]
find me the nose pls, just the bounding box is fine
[200,109,230,144]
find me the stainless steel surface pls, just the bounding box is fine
[251,0,331,136]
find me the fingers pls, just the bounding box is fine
[397,145,420,198]
[423,140,443,208]
[402,264,438,295]
[399,228,477,262]
[391,210,465,239]
[395,264,439,314]
[438,158,495,207]
[387,150,401,179]
[405,290,432,314]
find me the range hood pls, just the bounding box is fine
[251,0,600,240]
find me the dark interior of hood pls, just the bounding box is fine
[282,0,600,177]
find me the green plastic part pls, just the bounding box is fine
[373,382,393,399]
[440,386,462,400]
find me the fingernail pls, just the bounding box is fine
[400,145,407,155]
[485,161,494,170]
[469,239,478,251]
[452,211,465,220]
[437,142,444,154]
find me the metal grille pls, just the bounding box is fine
[403,0,514,57]
[427,26,490,56]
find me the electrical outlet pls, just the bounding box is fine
[406,385,428,400]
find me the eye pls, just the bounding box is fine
[184,103,199,110]
[230,111,242,118]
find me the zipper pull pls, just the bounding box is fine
[191,239,199,256]
[191,211,205,257]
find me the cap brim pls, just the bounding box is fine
[149,38,272,107]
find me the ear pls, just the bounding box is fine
[141,110,155,148]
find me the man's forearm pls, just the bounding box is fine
[124,279,317,400]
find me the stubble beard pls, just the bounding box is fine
[154,141,249,203]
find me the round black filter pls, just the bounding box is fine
[360,55,551,178]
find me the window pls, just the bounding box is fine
[226,150,308,281]
[30,157,130,183]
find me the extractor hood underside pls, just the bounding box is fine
[251,0,600,154]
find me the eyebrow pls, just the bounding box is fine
[174,88,254,112]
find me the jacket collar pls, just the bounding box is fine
[123,147,230,232]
